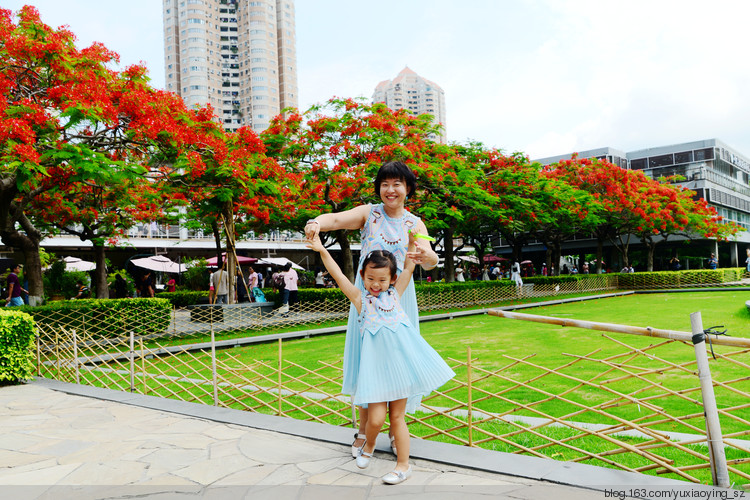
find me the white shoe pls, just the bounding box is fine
[355,450,373,469]
[351,433,366,458]
[382,465,412,484]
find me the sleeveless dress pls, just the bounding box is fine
[342,204,421,398]
[353,288,455,413]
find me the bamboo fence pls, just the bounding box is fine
[31,273,750,486]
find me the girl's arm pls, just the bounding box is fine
[304,204,371,240]
[306,235,362,314]
[406,219,439,270]
[395,237,417,297]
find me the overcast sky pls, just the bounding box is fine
[4,0,750,159]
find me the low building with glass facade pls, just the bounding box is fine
[529,139,750,268]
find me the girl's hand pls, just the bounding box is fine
[406,244,430,265]
[304,219,320,240]
[306,233,325,253]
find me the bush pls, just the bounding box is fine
[183,259,210,291]
[0,310,35,382]
[156,290,210,308]
[18,298,171,339]
[44,260,90,299]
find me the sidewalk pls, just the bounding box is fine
[0,379,733,499]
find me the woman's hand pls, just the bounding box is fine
[406,241,431,266]
[304,219,320,240]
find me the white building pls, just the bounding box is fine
[373,67,447,143]
[163,0,298,132]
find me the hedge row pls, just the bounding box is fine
[615,268,746,289]
[0,310,35,382]
[19,298,171,339]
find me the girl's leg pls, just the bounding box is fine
[353,406,368,449]
[362,402,387,455]
[388,398,410,472]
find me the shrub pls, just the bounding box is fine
[156,290,210,307]
[18,298,171,339]
[0,310,36,382]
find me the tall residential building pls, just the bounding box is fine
[372,67,447,143]
[162,0,298,133]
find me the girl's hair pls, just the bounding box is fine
[361,250,398,278]
[374,161,417,198]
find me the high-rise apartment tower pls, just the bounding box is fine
[373,67,447,143]
[163,0,298,132]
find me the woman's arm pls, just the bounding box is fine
[406,219,439,270]
[306,235,362,313]
[304,204,371,239]
[395,236,417,297]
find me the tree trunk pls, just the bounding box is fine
[335,230,354,282]
[596,237,604,274]
[223,205,237,304]
[444,225,456,282]
[92,243,109,298]
[2,229,43,305]
[646,239,656,272]
[552,241,562,276]
[0,201,44,305]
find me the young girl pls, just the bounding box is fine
[307,233,455,485]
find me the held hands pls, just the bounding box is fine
[304,219,320,240]
[306,232,325,253]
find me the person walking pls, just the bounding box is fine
[210,268,229,304]
[5,264,26,307]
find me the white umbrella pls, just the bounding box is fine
[63,256,96,272]
[257,257,304,270]
[131,255,186,274]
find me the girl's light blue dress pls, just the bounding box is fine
[342,204,420,398]
[353,288,455,413]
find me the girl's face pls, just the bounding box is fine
[361,263,396,297]
[379,177,408,210]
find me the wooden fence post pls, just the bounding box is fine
[73,329,79,385]
[36,331,40,377]
[55,328,60,379]
[211,320,218,406]
[129,331,135,393]
[467,346,473,447]
[690,312,730,488]
[140,338,147,395]
[278,338,283,416]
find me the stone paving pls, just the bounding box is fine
[0,381,738,499]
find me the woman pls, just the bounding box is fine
[455,265,465,282]
[305,161,439,457]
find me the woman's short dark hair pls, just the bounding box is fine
[374,161,417,198]
[283,262,292,271]
[360,250,398,279]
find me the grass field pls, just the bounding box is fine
[74,290,750,485]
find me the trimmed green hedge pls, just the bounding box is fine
[156,290,210,308]
[616,268,746,289]
[0,310,36,382]
[18,298,171,339]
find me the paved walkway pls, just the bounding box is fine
[0,379,735,499]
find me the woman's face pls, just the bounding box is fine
[379,177,408,210]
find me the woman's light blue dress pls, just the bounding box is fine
[342,204,421,399]
[353,288,455,413]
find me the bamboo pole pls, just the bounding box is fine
[278,338,283,417]
[55,328,60,379]
[467,347,473,447]
[489,309,750,348]
[140,338,147,395]
[36,331,40,377]
[690,312,730,488]
[129,331,135,393]
[73,329,79,385]
[211,315,218,406]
